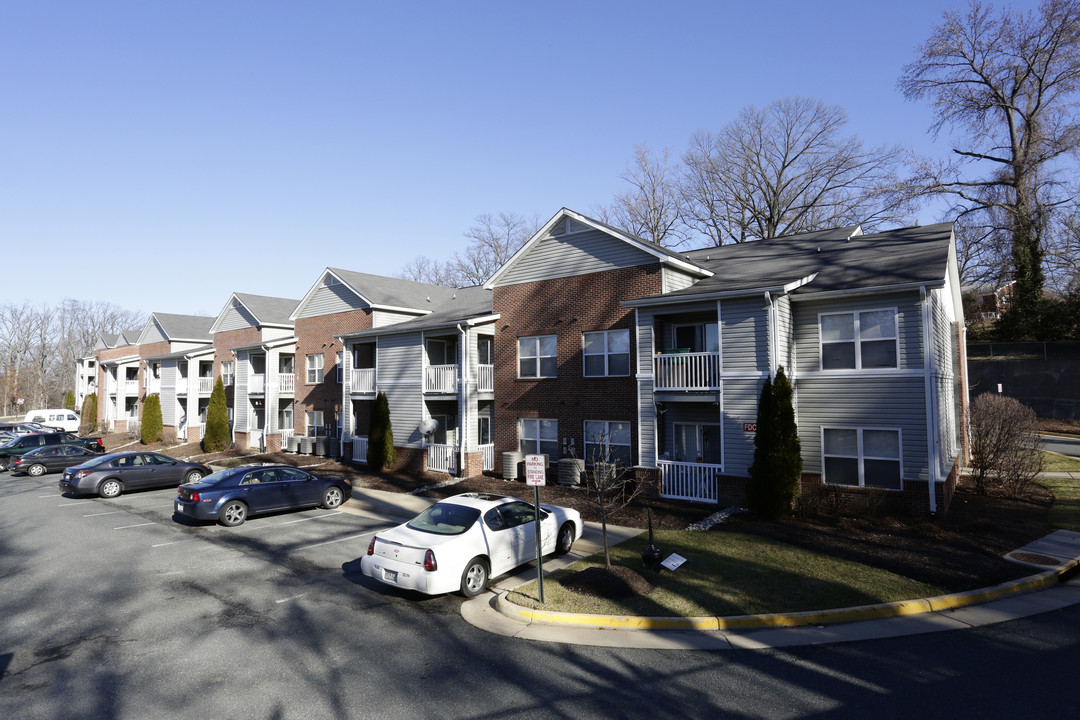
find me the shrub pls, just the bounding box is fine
[80,393,98,434]
[746,366,802,520]
[969,393,1043,497]
[141,394,163,444]
[367,392,396,471]
[202,378,231,452]
[63,391,76,410]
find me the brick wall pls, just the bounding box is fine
[491,264,663,472]
[294,309,372,435]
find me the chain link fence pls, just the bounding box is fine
[967,342,1080,418]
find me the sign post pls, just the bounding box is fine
[524,454,546,603]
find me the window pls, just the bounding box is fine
[519,418,558,457]
[673,423,721,465]
[583,330,630,377]
[820,309,898,370]
[279,403,293,432]
[518,335,556,378]
[307,410,323,437]
[584,420,632,465]
[336,351,343,384]
[823,428,902,489]
[477,416,492,445]
[672,323,719,353]
[306,354,324,384]
[478,336,494,365]
[221,361,234,387]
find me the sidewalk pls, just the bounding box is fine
[343,487,1080,650]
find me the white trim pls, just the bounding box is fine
[818,307,900,371]
[582,329,631,377]
[821,426,904,490]
[517,334,557,379]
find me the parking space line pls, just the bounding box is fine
[232,511,344,531]
[152,539,194,548]
[295,531,376,551]
[84,510,124,517]
[58,501,95,507]
[275,594,306,604]
[114,522,156,530]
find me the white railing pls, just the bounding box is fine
[658,460,722,503]
[477,364,494,392]
[176,380,187,395]
[279,374,295,393]
[350,368,375,393]
[480,444,495,471]
[146,379,161,394]
[248,374,265,393]
[198,377,213,393]
[352,435,369,463]
[280,428,294,446]
[653,352,721,391]
[106,380,117,395]
[424,365,459,393]
[123,379,139,393]
[427,443,458,473]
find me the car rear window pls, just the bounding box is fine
[407,504,481,535]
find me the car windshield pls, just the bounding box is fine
[406,503,481,535]
[187,468,245,486]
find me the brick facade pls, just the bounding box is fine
[294,308,372,436]
[491,264,664,473]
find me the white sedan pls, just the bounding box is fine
[360,492,584,597]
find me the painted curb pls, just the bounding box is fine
[495,557,1080,632]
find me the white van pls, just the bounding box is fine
[24,409,81,433]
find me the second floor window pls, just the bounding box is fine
[306,354,324,384]
[518,335,556,378]
[820,309,898,370]
[336,351,343,383]
[221,361,234,386]
[583,330,630,377]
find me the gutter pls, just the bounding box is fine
[921,285,939,515]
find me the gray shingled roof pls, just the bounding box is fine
[234,293,299,326]
[152,313,215,341]
[339,286,493,339]
[329,268,462,309]
[631,223,953,303]
[143,344,215,361]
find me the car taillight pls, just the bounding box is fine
[423,549,437,572]
[187,490,200,502]
[12,458,23,466]
[366,537,376,556]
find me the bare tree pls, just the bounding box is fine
[601,145,686,246]
[680,97,910,245]
[899,0,1080,327]
[451,212,538,286]
[573,429,645,567]
[969,392,1043,497]
[396,256,457,287]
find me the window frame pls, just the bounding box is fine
[221,361,234,387]
[672,422,723,466]
[306,354,324,384]
[821,426,903,490]
[583,419,632,466]
[583,329,631,377]
[306,410,324,437]
[336,351,343,384]
[517,335,557,379]
[518,418,558,457]
[818,308,900,371]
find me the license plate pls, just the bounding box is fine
[174,501,182,513]
[384,569,398,583]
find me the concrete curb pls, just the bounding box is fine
[494,553,1080,632]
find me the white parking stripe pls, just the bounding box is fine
[275,594,306,604]
[83,511,124,517]
[58,501,95,507]
[114,522,156,530]
[295,531,376,551]
[152,539,194,548]
[232,511,344,531]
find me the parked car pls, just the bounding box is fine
[9,444,99,476]
[173,465,352,527]
[0,423,41,436]
[360,492,583,597]
[59,452,212,498]
[0,432,96,471]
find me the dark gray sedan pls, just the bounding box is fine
[59,451,212,498]
[9,445,98,476]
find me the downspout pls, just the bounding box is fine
[764,291,778,378]
[921,286,939,515]
[457,323,467,477]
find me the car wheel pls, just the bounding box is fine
[27,463,47,477]
[98,479,122,499]
[556,522,576,555]
[321,486,344,509]
[219,500,247,527]
[459,557,489,598]
[184,470,204,483]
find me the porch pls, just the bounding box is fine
[658,460,722,503]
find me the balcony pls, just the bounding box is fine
[146,379,161,394]
[658,460,722,503]
[278,374,294,393]
[477,364,494,392]
[248,374,265,394]
[480,443,495,472]
[424,364,459,393]
[123,379,139,394]
[426,443,458,473]
[351,435,369,463]
[350,368,375,394]
[653,352,721,391]
[198,377,213,393]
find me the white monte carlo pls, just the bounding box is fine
[360,492,584,597]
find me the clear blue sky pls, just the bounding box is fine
[1,0,1040,317]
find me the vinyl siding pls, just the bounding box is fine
[723,377,765,476]
[721,297,769,374]
[662,267,699,293]
[377,333,423,386]
[296,283,368,319]
[384,385,424,447]
[219,303,258,332]
[143,322,167,344]
[373,309,422,328]
[161,363,178,425]
[234,351,249,432]
[494,228,658,286]
[777,295,795,376]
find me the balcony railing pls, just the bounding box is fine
[477,364,494,392]
[198,377,213,393]
[424,364,459,393]
[248,374,265,394]
[352,435,369,463]
[658,460,722,503]
[123,379,139,393]
[480,444,495,472]
[653,352,721,391]
[277,374,294,393]
[350,368,375,394]
[146,379,161,394]
[426,443,457,474]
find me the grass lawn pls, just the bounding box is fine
[1041,474,1080,532]
[507,530,943,617]
[1043,451,1080,473]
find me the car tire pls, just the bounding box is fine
[556,522,576,555]
[98,479,122,499]
[321,486,344,509]
[27,463,47,477]
[184,470,204,483]
[459,557,489,598]
[219,500,247,527]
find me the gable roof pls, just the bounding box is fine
[338,286,495,340]
[483,207,712,289]
[209,292,299,333]
[139,313,215,345]
[624,223,955,306]
[291,268,462,320]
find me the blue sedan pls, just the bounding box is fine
[174,465,352,526]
